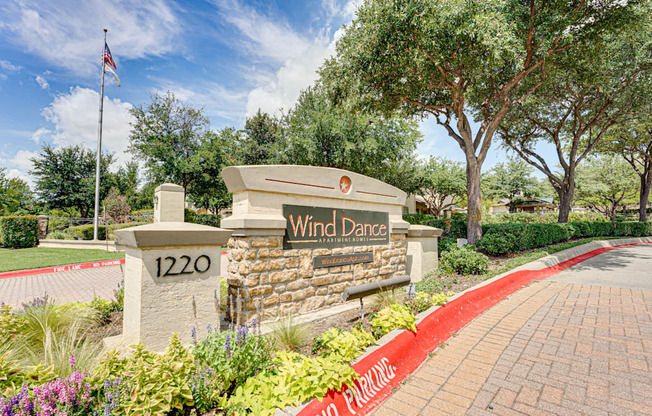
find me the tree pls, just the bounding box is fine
[319,0,638,243]
[232,110,283,166]
[281,88,423,193]
[602,118,652,222]
[575,156,638,221]
[103,187,131,223]
[186,129,235,213]
[0,169,34,214]
[499,23,652,222]
[30,145,114,218]
[483,157,540,212]
[419,157,466,218]
[128,91,210,190]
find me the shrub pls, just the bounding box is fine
[440,246,489,275]
[72,224,107,240]
[404,291,455,315]
[103,187,131,223]
[479,223,576,254]
[403,214,438,225]
[476,233,518,256]
[0,215,38,248]
[228,350,358,416]
[192,322,275,392]
[438,237,457,256]
[269,314,312,351]
[47,231,68,240]
[310,327,376,362]
[94,335,197,415]
[369,304,417,338]
[426,219,467,239]
[184,208,197,223]
[194,213,222,227]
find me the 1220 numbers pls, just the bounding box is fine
[155,255,211,277]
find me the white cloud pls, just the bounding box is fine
[213,0,311,63]
[31,127,51,144]
[7,149,38,172]
[1,0,180,76]
[0,59,21,72]
[35,75,49,89]
[41,86,134,165]
[210,0,346,117]
[151,80,249,124]
[245,36,336,116]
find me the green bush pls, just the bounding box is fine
[403,214,438,225]
[0,216,38,248]
[441,246,490,275]
[426,219,467,239]
[77,224,106,240]
[194,214,222,227]
[478,223,576,255]
[475,233,519,256]
[438,237,457,256]
[184,208,197,223]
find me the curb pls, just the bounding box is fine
[293,238,652,416]
[0,259,126,280]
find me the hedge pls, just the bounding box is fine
[194,214,221,227]
[403,214,652,256]
[0,216,39,248]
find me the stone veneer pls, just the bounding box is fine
[226,233,407,323]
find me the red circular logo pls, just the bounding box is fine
[339,176,351,194]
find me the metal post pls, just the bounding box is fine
[93,29,108,241]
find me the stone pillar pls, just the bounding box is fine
[36,215,48,240]
[154,183,185,223]
[406,224,442,283]
[115,222,232,351]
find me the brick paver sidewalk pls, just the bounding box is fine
[373,280,652,416]
[0,266,124,307]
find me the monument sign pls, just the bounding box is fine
[220,165,440,324]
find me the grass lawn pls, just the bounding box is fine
[0,247,125,273]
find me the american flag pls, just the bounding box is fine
[103,43,116,70]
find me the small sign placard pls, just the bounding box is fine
[313,252,373,269]
[283,204,390,249]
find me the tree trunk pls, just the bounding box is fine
[466,158,482,244]
[639,173,652,222]
[556,182,575,223]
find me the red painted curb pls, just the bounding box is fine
[298,242,652,416]
[0,258,126,280]
[0,251,229,280]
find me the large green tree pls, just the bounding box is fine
[499,22,652,222]
[186,129,235,212]
[575,156,638,221]
[602,118,652,221]
[232,110,284,166]
[30,144,114,218]
[0,169,34,215]
[281,88,423,193]
[320,0,640,243]
[419,157,466,218]
[483,157,540,212]
[128,91,210,190]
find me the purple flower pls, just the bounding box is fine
[191,326,197,342]
[69,355,76,368]
[225,332,231,357]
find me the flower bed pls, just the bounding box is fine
[0,286,454,416]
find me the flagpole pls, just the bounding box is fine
[93,29,108,241]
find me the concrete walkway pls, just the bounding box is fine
[0,253,229,307]
[372,245,652,416]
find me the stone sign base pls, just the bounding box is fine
[226,234,407,323]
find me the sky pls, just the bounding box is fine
[0,0,512,187]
